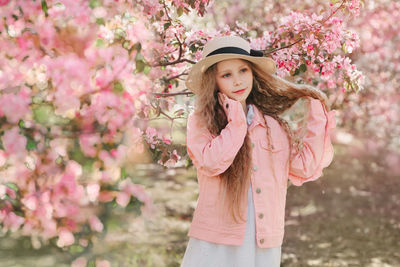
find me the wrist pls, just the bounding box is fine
[225,99,246,123]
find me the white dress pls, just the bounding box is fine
[180,105,282,267]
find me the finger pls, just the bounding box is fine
[220,93,226,102]
[218,95,223,106]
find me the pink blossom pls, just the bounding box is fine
[86,184,100,202]
[53,85,81,118]
[0,185,6,199]
[385,152,400,175]
[79,133,101,157]
[89,216,104,232]
[22,194,38,211]
[116,191,130,207]
[163,158,177,168]
[54,173,78,198]
[79,239,88,247]
[0,88,31,123]
[96,260,111,267]
[0,151,6,166]
[98,191,114,202]
[163,137,171,145]
[3,212,24,232]
[71,257,87,267]
[49,138,69,157]
[57,229,75,247]
[2,127,27,155]
[5,187,16,199]
[0,0,10,7]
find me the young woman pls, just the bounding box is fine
[180,35,336,267]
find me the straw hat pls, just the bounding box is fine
[185,35,277,94]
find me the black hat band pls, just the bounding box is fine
[206,47,264,57]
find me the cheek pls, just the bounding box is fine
[246,73,254,84]
[216,80,230,94]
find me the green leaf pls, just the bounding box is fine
[26,137,37,150]
[135,60,146,73]
[342,43,347,53]
[299,63,307,73]
[114,28,126,40]
[134,42,142,53]
[122,40,131,51]
[121,168,127,179]
[89,0,101,9]
[189,44,197,53]
[32,96,44,104]
[41,0,48,17]
[69,244,84,254]
[143,65,151,75]
[18,120,25,128]
[96,18,105,25]
[113,81,124,94]
[55,156,63,165]
[177,6,184,17]
[88,259,96,267]
[5,183,18,192]
[135,52,144,61]
[69,147,86,164]
[95,38,105,48]
[293,68,300,76]
[33,104,53,125]
[164,22,171,30]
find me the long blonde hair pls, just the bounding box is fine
[193,58,330,223]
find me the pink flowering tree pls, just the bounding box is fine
[2,0,397,264]
[0,0,196,260]
[340,0,400,176]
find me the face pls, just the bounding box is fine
[215,58,253,105]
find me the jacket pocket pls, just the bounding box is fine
[259,138,285,153]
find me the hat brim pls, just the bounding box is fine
[185,54,276,94]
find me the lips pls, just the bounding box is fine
[234,88,246,94]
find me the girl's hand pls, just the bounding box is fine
[217,92,230,115]
[217,92,245,123]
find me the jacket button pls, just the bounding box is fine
[252,165,258,171]
[259,213,264,219]
[256,188,261,194]
[260,238,264,244]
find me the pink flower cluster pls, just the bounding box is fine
[144,127,181,167]
[0,0,161,254]
[267,8,364,92]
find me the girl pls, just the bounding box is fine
[180,35,336,267]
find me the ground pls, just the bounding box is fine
[0,144,399,266]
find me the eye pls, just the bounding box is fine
[241,68,248,72]
[222,73,230,78]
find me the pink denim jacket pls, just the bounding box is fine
[185,97,336,248]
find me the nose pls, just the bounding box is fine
[234,77,242,86]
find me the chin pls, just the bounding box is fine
[234,93,250,102]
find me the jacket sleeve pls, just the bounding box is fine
[288,97,336,186]
[186,99,248,177]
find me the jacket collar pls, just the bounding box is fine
[248,104,266,130]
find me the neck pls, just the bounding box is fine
[241,101,248,115]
